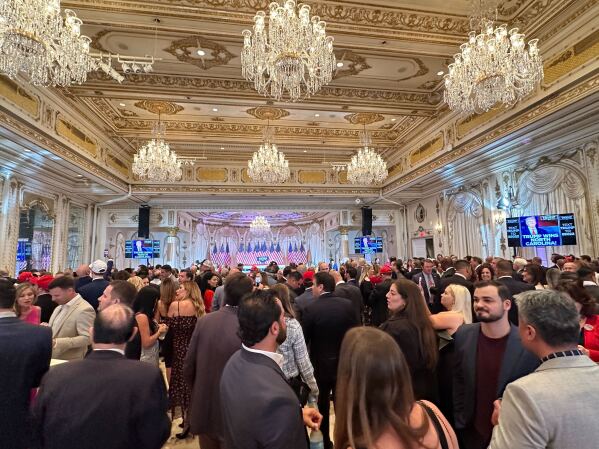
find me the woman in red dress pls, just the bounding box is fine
[15,283,41,325]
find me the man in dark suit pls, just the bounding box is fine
[365,265,394,326]
[0,279,52,449]
[184,273,254,449]
[495,260,534,325]
[405,259,423,280]
[412,259,442,313]
[293,271,315,323]
[78,259,109,310]
[220,290,322,449]
[453,281,538,449]
[343,266,359,287]
[74,264,92,291]
[331,270,362,324]
[302,272,359,449]
[33,304,170,449]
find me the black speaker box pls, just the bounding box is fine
[361,207,372,236]
[138,206,151,239]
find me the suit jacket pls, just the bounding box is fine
[49,295,96,360]
[0,317,52,449]
[346,279,358,288]
[211,284,225,312]
[334,282,363,324]
[77,278,109,310]
[75,275,92,292]
[36,293,58,324]
[293,288,313,324]
[366,279,392,327]
[489,356,599,449]
[496,276,535,325]
[33,350,170,449]
[412,271,442,312]
[302,293,359,383]
[405,268,422,280]
[453,323,539,430]
[584,284,599,303]
[220,348,307,449]
[184,306,241,436]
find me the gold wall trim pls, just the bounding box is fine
[0,77,39,118]
[55,117,98,157]
[107,154,129,176]
[196,167,228,182]
[410,135,443,166]
[544,31,599,86]
[457,108,505,139]
[298,170,326,184]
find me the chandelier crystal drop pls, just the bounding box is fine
[443,14,543,114]
[132,121,182,182]
[347,130,388,185]
[248,127,290,183]
[241,0,336,102]
[0,0,94,86]
[250,216,271,235]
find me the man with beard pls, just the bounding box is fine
[220,290,322,449]
[453,281,538,449]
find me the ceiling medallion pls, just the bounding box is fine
[164,35,235,70]
[132,112,182,182]
[241,0,336,102]
[134,100,184,115]
[347,127,388,185]
[443,0,543,114]
[247,124,290,184]
[246,106,290,121]
[344,112,385,125]
[333,49,371,79]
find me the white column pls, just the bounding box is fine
[0,177,21,275]
[51,195,69,272]
[339,227,350,260]
[83,204,94,264]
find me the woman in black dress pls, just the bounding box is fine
[380,279,439,403]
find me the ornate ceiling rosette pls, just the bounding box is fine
[133,100,184,115]
[246,106,290,121]
[344,112,386,126]
[333,49,372,80]
[164,35,236,70]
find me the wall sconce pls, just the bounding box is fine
[435,222,443,234]
[494,210,506,226]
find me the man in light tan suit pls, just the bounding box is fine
[48,276,96,360]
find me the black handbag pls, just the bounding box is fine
[418,401,450,449]
[288,375,310,406]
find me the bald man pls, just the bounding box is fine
[74,264,92,291]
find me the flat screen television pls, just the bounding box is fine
[506,213,577,247]
[125,240,161,258]
[16,238,32,262]
[354,236,384,253]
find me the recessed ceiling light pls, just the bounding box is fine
[437,71,444,76]
[76,174,84,178]
[197,49,206,56]
[24,149,31,152]
[212,108,218,112]
[119,102,126,107]
[303,150,307,153]
[315,113,320,117]
[220,147,225,150]
[391,118,396,122]
[336,62,344,68]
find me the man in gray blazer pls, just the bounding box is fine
[48,276,96,360]
[453,280,539,449]
[489,289,599,449]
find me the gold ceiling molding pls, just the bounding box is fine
[88,29,111,53]
[543,32,599,86]
[0,77,39,118]
[539,0,598,43]
[55,116,98,157]
[118,108,138,117]
[246,106,290,121]
[457,108,505,139]
[0,111,128,190]
[130,183,379,195]
[196,167,228,182]
[84,72,433,106]
[344,112,385,125]
[164,35,236,70]
[298,170,326,184]
[418,80,440,90]
[509,0,568,33]
[384,74,599,193]
[410,134,444,166]
[497,0,529,17]
[107,154,129,176]
[133,100,184,115]
[397,58,429,82]
[333,49,371,80]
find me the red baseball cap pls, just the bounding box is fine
[303,271,315,281]
[380,265,393,275]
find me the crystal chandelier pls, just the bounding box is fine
[132,116,182,182]
[250,216,271,235]
[443,1,543,114]
[0,0,93,86]
[241,0,336,102]
[248,125,290,183]
[347,128,388,185]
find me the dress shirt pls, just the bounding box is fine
[455,273,467,280]
[0,311,17,318]
[242,343,284,368]
[93,348,125,356]
[583,281,598,286]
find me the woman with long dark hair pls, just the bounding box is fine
[133,286,168,365]
[380,279,439,402]
[335,327,458,449]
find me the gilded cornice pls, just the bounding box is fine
[383,74,599,194]
[130,184,380,196]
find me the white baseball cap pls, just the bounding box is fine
[89,259,107,274]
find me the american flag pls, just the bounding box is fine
[287,241,308,265]
[210,242,232,267]
[235,240,286,266]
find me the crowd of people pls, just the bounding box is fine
[1,252,599,449]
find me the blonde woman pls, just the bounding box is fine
[166,281,205,438]
[429,283,472,425]
[127,275,145,292]
[156,278,178,383]
[15,283,41,325]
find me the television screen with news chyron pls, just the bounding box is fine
[506,213,577,247]
[354,236,384,253]
[125,240,161,258]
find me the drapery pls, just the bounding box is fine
[517,164,591,257]
[447,191,487,258]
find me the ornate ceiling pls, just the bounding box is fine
[0,0,598,208]
[189,210,330,226]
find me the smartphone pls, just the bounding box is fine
[255,275,262,285]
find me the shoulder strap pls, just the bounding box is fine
[177,300,181,316]
[417,401,449,449]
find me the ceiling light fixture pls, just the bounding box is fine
[197,49,206,56]
[443,0,543,114]
[241,0,336,102]
[212,108,218,112]
[250,215,271,235]
[336,62,344,68]
[347,125,388,185]
[132,111,182,182]
[248,121,290,184]
[119,103,126,107]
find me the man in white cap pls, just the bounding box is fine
[78,260,109,310]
